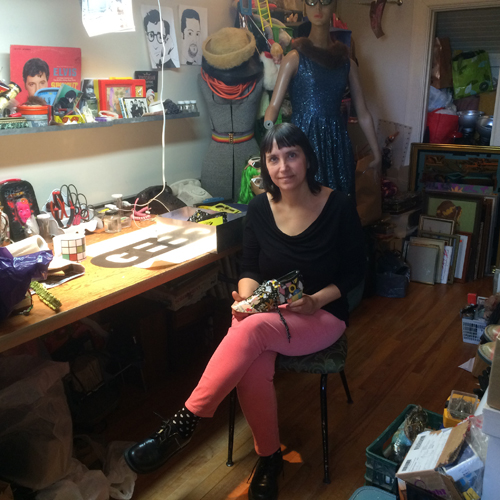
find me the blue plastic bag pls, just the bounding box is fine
[0,247,53,321]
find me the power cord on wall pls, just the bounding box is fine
[131,0,170,225]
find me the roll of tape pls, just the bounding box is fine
[264,120,274,130]
[7,235,49,257]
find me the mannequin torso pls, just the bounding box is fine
[264,1,381,195]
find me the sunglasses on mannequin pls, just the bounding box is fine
[304,0,334,6]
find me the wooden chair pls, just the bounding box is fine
[226,332,352,484]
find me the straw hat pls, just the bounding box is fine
[202,28,262,84]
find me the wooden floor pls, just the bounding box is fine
[104,277,492,500]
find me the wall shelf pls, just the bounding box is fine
[0,111,200,137]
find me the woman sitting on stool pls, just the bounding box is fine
[124,123,365,500]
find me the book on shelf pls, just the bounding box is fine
[52,83,83,117]
[134,71,158,93]
[118,97,128,118]
[10,45,81,106]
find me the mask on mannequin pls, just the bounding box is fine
[237,157,265,204]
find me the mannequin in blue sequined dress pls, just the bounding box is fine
[265,0,381,197]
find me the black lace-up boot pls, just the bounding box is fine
[124,416,194,474]
[248,448,284,500]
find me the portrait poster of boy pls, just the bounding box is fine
[10,45,81,105]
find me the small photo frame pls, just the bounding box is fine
[97,78,146,117]
[418,215,455,235]
[122,97,148,118]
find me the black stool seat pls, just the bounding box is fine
[277,332,348,374]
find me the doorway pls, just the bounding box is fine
[406,0,500,148]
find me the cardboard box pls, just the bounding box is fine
[487,337,500,410]
[0,481,13,500]
[482,434,500,500]
[396,422,468,500]
[482,401,500,439]
[157,205,246,253]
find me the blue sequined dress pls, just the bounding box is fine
[289,52,355,196]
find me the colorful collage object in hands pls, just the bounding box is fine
[232,270,303,314]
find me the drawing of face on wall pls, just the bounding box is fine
[142,5,180,70]
[178,5,207,66]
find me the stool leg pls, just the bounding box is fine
[227,388,236,467]
[339,370,353,404]
[320,374,331,484]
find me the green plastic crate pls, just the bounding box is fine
[365,405,443,494]
[349,486,397,500]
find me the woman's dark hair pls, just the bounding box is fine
[260,122,321,201]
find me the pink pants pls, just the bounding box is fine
[185,308,346,456]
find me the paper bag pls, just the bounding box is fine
[426,109,459,144]
[431,37,453,89]
[355,154,382,226]
[0,481,13,500]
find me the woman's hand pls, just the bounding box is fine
[231,290,250,320]
[286,294,319,315]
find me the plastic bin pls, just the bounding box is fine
[348,486,396,500]
[365,405,443,494]
[462,317,487,344]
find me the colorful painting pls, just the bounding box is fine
[424,193,482,234]
[424,182,493,195]
[409,143,500,194]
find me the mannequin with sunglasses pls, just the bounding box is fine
[264,0,381,197]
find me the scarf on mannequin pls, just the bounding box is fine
[292,38,349,69]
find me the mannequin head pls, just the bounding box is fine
[304,0,336,29]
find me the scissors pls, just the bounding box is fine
[49,190,74,228]
[60,184,92,225]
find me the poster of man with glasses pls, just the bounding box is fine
[141,5,180,69]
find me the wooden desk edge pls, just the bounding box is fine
[0,247,239,354]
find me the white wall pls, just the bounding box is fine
[339,0,414,129]
[0,0,234,206]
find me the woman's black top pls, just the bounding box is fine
[239,190,365,324]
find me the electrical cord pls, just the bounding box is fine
[130,0,171,229]
[201,69,257,100]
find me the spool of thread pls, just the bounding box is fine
[36,213,52,242]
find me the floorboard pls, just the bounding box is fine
[104,278,492,499]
